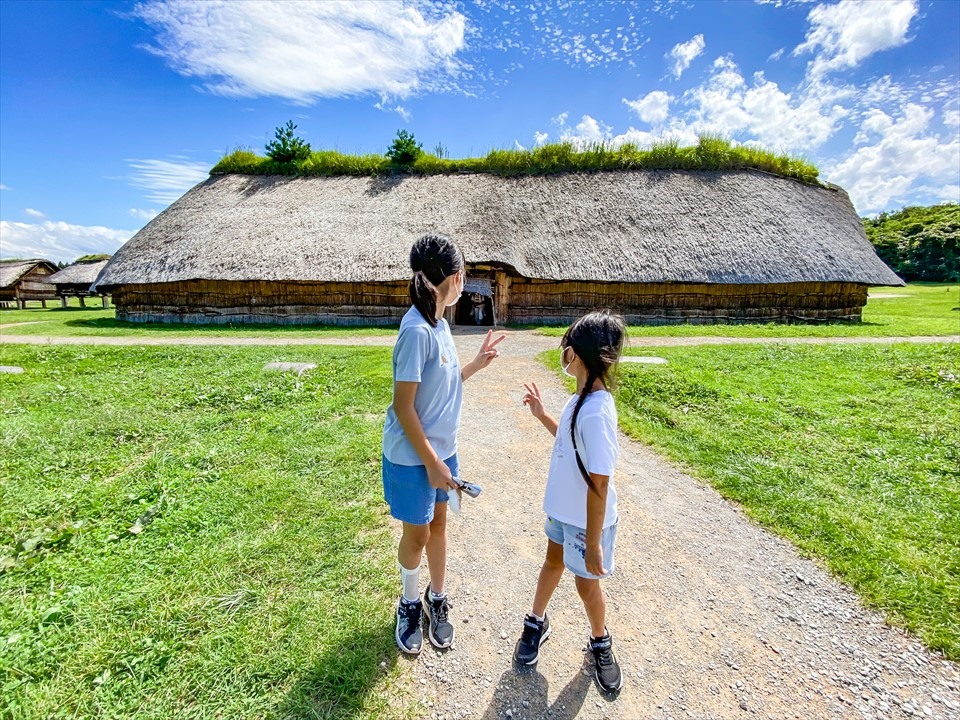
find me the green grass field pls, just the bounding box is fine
[536,283,960,338]
[0,344,412,719]
[0,299,397,339]
[606,342,959,659]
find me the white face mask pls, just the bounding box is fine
[561,346,576,377]
[444,271,464,307]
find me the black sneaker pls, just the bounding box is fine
[395,598,423,655]
[589,631,622,692]
[423,584,454,649]
[514,613,551,665]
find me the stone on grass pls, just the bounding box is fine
[264,362,316,373]
[0,366,24,374]
[621,356,668,365]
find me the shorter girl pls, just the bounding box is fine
[514,310,626,693]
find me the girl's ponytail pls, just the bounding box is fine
[410,270,439,328]
[408,234,465,327]
[570,368,601,496]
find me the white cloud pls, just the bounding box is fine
[623,91,672,125]
[827,103,960,212]
[24,208,45,219]
[794,0,917,78]
[533,131,549,146]
[0,184,10,191]
[129,208,160,221]
[133,0,467,102]
[0,220,134,265]
[668,34,705,78]
[551,112,569,127]
[944,109,960,127]
[560,115,612,148]
[127,159,210,204]
[768,47,785,61]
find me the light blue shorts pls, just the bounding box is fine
[544,516,618,580]
[382,454,456,526]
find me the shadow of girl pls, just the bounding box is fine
[481,659,595,720]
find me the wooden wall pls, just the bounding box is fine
[112,278,870,326]
[113,279,410,325]
[507,279,869,325]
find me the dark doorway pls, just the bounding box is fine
[456,292,494,326]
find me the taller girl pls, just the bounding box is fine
[382,233,505,655]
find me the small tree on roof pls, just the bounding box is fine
[265,121,312,163]
[386,130,423,167]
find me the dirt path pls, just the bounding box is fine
[395,332,959,720]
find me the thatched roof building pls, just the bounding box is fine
[96,170,902,326]
[0,259,58,307]
[48,260,110,294]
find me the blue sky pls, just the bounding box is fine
[1,0,958,263]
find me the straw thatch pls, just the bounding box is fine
[47,260,110,291]
[96,170,902,325]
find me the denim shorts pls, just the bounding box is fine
[544,516,618,580]
[382,454,457,525]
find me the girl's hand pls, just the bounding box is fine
[522,382,545,419]
[473,330,506,370]
[585,543,607,577]
[426,458,457,491]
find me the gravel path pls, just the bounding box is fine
[394,332,959,720]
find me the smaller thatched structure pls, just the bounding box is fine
[47,260,111,307]
[0,259,58,308]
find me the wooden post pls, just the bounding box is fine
[102,295,110,308]
[41,299,47,308]
[60,296,68,308]
[494,271,511,326]
[78,295,85,308]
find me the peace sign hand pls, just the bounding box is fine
[473,329,506,370]
[522,381,545,420]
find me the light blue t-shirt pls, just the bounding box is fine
[382,306,463,466]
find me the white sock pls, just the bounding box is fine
[428,587,446,602]
[530,611,545,622]
[400,563,420,603]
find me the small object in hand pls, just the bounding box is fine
[451,475,482,498]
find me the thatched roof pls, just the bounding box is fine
[96,171,902,289]
[47,260,110,287]
[0,259,58,290]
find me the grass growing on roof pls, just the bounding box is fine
[534,283,960,338]
[211,136,820,184]
[564,342,958,658]
[0,344,414,719]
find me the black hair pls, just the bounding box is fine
[409,233,465,327]
[561,310,626,495]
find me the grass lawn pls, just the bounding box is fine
[0,299,398,339]
[535,283,960,338]
[605,342,959,659]
[0,344,413,719]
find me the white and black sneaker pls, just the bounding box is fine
[395,598,424,655]
[588,631,622,692]
[423,584,454,649]
[514,613,551,665]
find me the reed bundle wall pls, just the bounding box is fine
[113,278,869,326]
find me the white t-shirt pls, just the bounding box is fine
[382,306,463,466]
[543,390,619,529]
